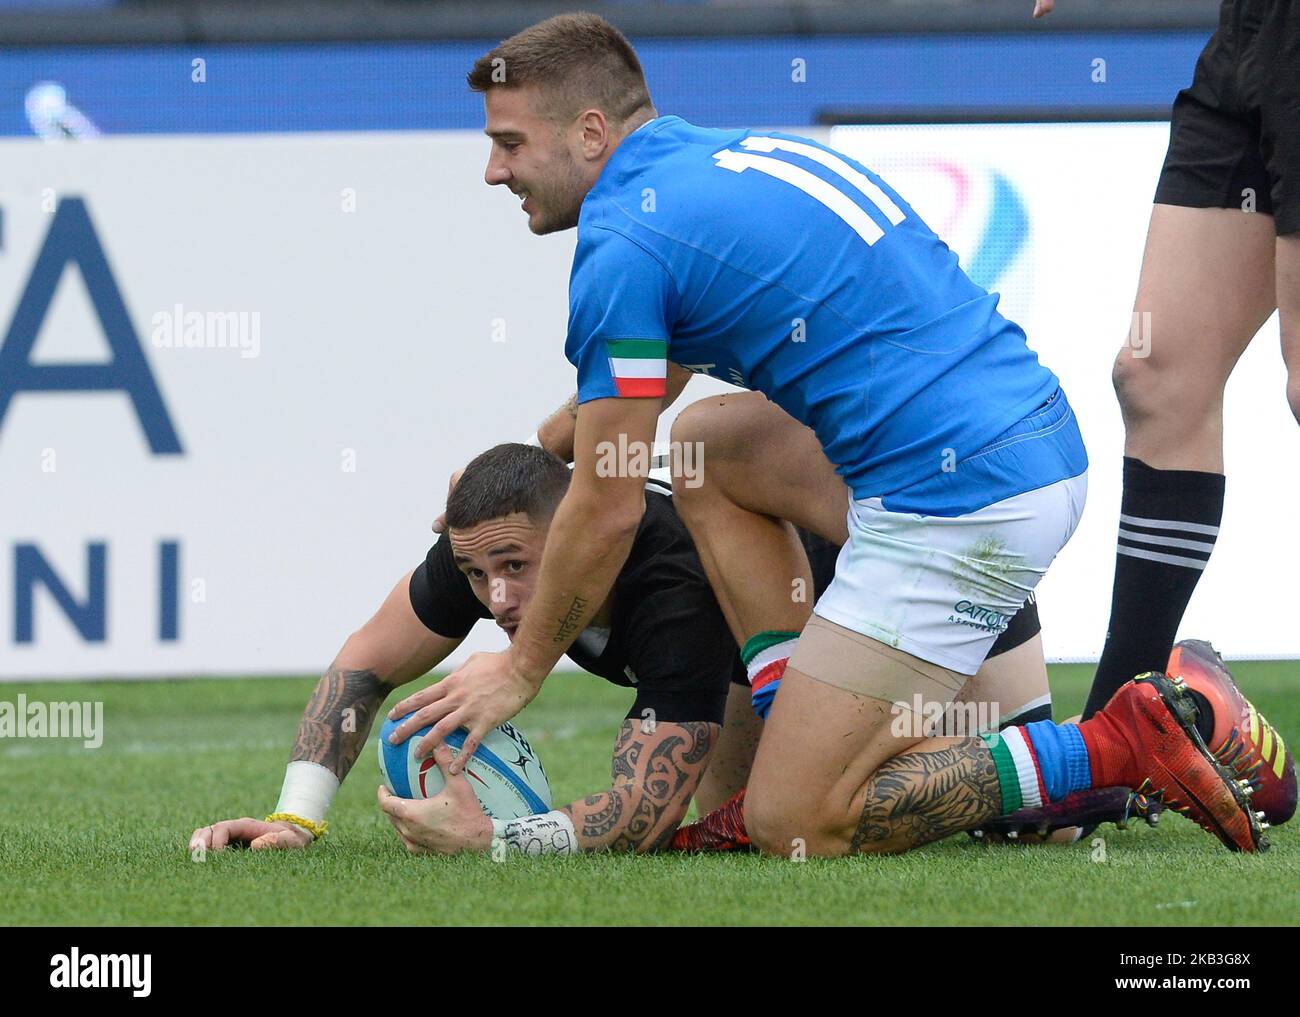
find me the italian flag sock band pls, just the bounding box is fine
[1064,724,1093,795]
[1020,719,1093,800]
[740,630,799,695]
[984,727,1046,813]
[986,722,1096,816]
[1003,727,1046,808]
[741,630,799,720]
[984,733,1022,814]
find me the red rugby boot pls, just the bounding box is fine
[1167,639,1296,826]
[1087,673,1268,853]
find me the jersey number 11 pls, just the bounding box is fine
[712,136,906,246]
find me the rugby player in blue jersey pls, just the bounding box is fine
[399,12,1267,855]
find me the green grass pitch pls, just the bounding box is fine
[2,662,1297,926]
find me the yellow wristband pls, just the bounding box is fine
[265,812,328,840]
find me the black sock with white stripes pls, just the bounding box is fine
[1083,457,1224,721]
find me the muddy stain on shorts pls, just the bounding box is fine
[951,535,1020,601]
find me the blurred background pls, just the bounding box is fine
[6,0,1295,681]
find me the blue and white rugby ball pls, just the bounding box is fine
[379,715,551,820]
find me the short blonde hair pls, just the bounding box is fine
[467,12,654,126]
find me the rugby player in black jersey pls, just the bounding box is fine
[189,434,1051,858]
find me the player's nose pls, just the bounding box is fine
[484,157,511,187]
[489,588,520,619]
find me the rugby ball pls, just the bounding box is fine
[378,715,551,820]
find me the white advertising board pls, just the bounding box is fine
[1,123,1293,679]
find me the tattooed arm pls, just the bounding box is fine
[563,719,719,853]
[535,393,581,464]
[381,716,720,856]
[189,570,459,852]
[296,570,460,780]
[534,364,694,464]
[290,666,395,780]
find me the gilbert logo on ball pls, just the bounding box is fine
[379,715,551,820]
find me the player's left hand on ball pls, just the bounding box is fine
[387,650,538,772]
[188,817,313,853]
[377,746,493,854]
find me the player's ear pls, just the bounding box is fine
[577,108,609,159]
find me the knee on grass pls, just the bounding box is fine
[745,787,852,858]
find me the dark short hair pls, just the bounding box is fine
[466,12,653,126]
[445,443,572,531]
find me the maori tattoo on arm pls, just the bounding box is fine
[849,738,1002,854]
[563,719,718,853]
[290,663,396,780]
[564,393,579,420]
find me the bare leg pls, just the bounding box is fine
[674,393,1060,853]
[670,393,848,644]
[693,681,763,815]
[1114,205,1276,470]
[955,632,1049,733]
[693,636,1052,830]
[1086,205,1277,717]
[745,657,996,857]
[1277,232,1300,425]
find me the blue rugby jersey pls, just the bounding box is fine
[565,116,1066,505]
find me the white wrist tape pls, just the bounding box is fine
[491,810,578,856]
[273,761,341,825]
[522,431,543,448]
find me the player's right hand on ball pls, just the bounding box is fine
[188,818,313,852]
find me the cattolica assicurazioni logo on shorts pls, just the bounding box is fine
[947,600,1011,634]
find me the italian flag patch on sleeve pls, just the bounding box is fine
[605,339,668,398]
